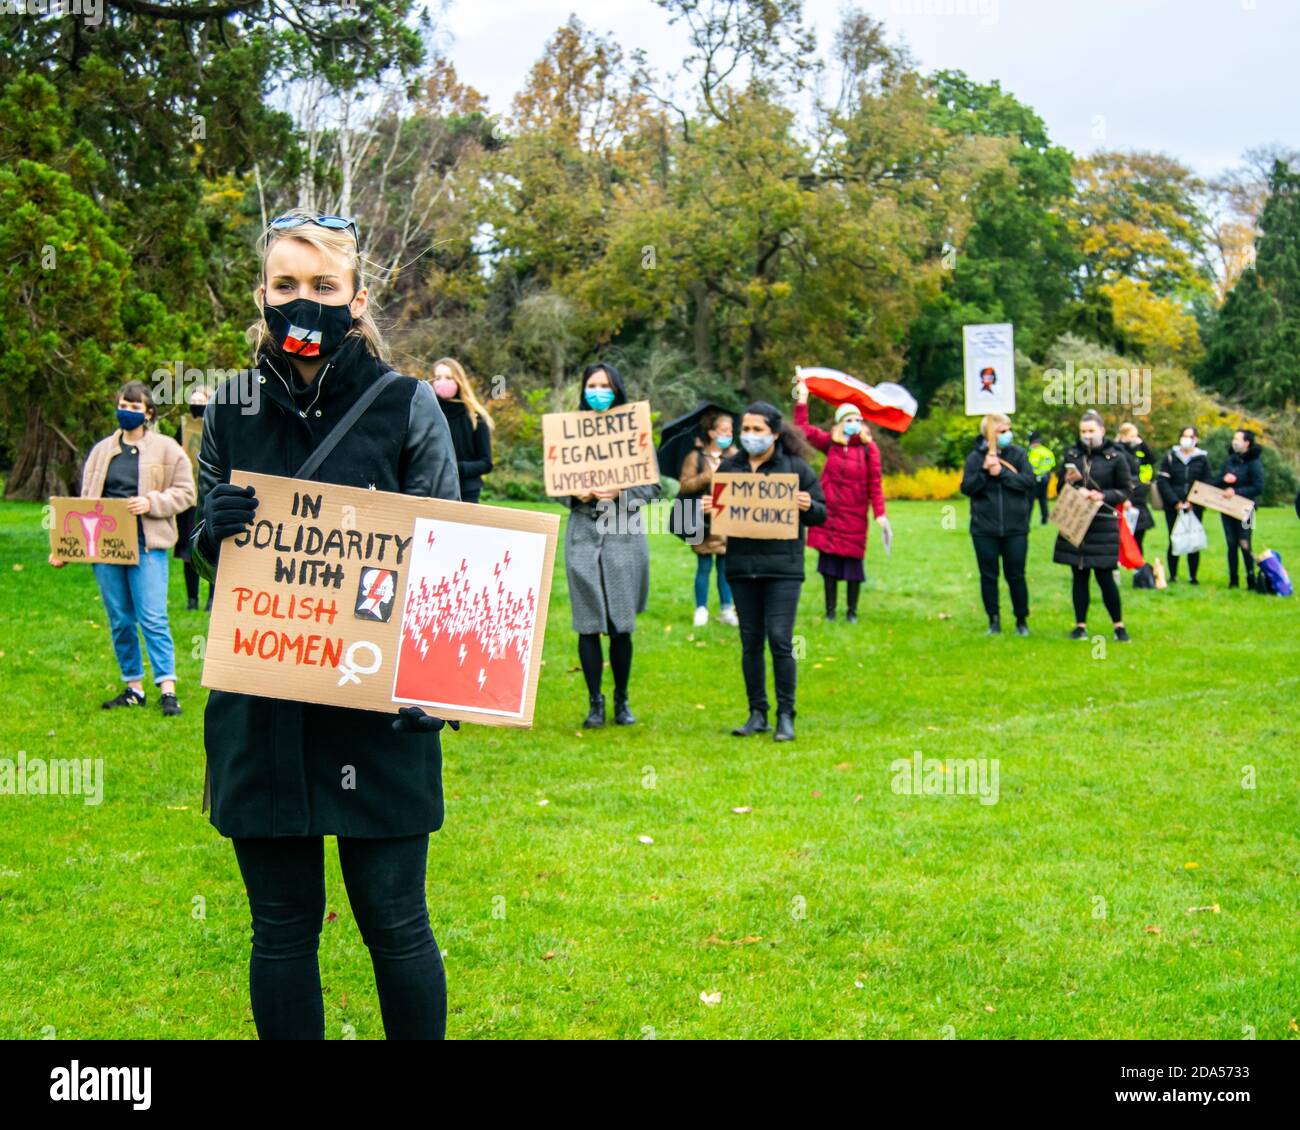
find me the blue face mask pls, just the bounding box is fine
[842,420,862,437]
[715,434,733,449]
[740,433,775,456]
[117,408,147,431]
[584,387,616,412]
[997,431,1013,448]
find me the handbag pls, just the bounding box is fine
[1170,509,1207,556]
[1118,505,1145,569]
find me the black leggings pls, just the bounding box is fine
[1222,515,1255,584]
[823,576,861,616]
[183,559,213,603]
[1071,566,1123,624]
[230,834,446,1040]
[577,631,632,697]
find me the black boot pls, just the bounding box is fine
[773,712,795,742]
[582,693,605,728]
[731,709,769,736]
[186,596,198,611]
[613,691,636,725]
[987,614,1001,635]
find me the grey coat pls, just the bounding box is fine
[562,485,659,634]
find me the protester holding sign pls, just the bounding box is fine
[1214,429,1265,589]
[190,209,461,1040]
[708,402,826,742]
[960,413,1036,636]
[175,383,213,611]
[48,381,194,713]
[677,409,738,627]
[1053,410,1133,641]
[429,357,494,503]
[560,363,659,728]
[793,379,889,625]
[1156,426,1211,584]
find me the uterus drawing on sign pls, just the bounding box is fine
[392,517,546,716]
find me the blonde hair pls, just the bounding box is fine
[1117,421,1139,440]
[432,357,494,431]
[980,412,1011,437]
[247,208,386,361]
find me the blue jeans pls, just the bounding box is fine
[92,545,177,685]
[694,553,733,608]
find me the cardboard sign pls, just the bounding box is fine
[1188,480,1254,523]
[709,472,800,540]
[1049,485,1103,548]
[542,400,658,496]
[963,323,1016,415]
[201,471,559,727]
[49,497,139,564]
[181,417,203,469]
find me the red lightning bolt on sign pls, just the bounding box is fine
[711,482,726,510]
[546,445,556,461]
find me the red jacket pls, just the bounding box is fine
[795,402,885,560]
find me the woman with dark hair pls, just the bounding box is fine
[1215,429,1265,589]
[706,402,826,742]
[561,362,659,727]
[677,407,738,627]
[49,380,195,713]
[1157,425,1212,583]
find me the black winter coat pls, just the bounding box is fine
[716,445,827,581]
[1214,442,1264,502]
[192,335,462,839]
[1156,447,1211,509]
[1052,439,1133,568]
[440,397,493,502]
[960,438,1036,537]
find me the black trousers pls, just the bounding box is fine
[231,833,446,1039]
[1222,514,1255,584]
[1071,565,1123,624]
[729,576,802,717]
[1034,477,1050,523]
[1164,505,1202,580]
[971,533,1029,620]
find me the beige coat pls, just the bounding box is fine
[80,428,196,551]
[679,445,727,555]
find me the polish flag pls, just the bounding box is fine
[797,366,918,433]
[283,324,322,356]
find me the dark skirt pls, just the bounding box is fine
[817,551,865,582]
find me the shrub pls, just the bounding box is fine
[883,467,963,500]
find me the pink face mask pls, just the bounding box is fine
[433,378,457,399]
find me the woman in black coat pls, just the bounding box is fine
[706,401,827,743]
[1215,429,1265,588]
[1156,425,1212,583]
[192,211,461,1040]
[959,413,1036,636]
[1054,410,1133,641]
[430,357,493,502]
[1115,421,1156,555]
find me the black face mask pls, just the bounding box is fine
[263,297,354,359]
[189,403,206,419]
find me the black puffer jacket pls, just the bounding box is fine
[1052,439,1132,568]
[1156,446,1211,508]
[716,444,827,581]
[439,396,493,502]
[1214,441,1264,501]
[192,334,462,839]
[960,437,1036,537]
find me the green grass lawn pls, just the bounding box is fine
[1,495,1298,1039]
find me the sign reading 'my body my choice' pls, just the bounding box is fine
[542,400,658,497]
[709,473,800,540]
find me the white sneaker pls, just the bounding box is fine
[693,606,709,627]
[718,605,739,627]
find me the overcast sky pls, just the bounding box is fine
[437,0,1297,179]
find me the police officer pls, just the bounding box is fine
[1027,431,1056,525]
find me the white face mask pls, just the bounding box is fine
[1179,436,1196,450]
[1232,440,1247,454]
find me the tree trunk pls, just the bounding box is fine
[5,405,80,500]
[690,280,712,371]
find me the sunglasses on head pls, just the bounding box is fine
[268,213,360,248]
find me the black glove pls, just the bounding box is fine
[392,706,460,735]
[202,483,259,550]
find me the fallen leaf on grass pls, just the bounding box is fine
[705,934,761,946]
[699,990,722,1006]
[542,950,556,961]
[984,1005,996,1013]
[638,835,654,844]
[810,790,821,798]
[834,762,853,772]
[1186,904,1220,914]
[340,993,347,1009]
[1184,861,1200,869]
[731,806,752,814]
[538,798,550,806]
[325,911,338,924]
[1143,924,1161,935]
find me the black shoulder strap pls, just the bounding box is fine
[294,371,398,480]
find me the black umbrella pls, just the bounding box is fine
[657,402,738,480]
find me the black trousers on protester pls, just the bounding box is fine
[1071,566,1123,624]
[1222,514,1255,586]
[1034,477,1050,523]
[577,631,632,697]
[823,575,861,617]
[730,577,801,717]
[231,833,446,1040]
[971,534,1029,621]
[1163,506,1201,580]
